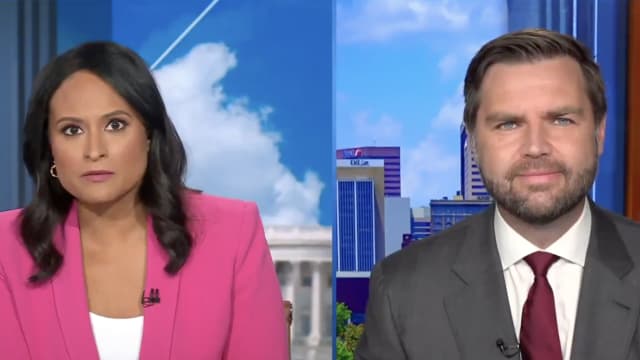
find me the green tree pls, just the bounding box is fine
[336,302,365,358]
[343,323,364,352]
[336,302,352,338]
[336,338,354,360]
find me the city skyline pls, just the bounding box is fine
[336,0,508,208]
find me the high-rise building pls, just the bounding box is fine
[336,178,376,272]
[430,199,492,235]
[337,147,401,197]
[384,197,411,256]
[336,159,386,274]
[410,206,431,240]
[460,125,490,200]
[336,159,387,320]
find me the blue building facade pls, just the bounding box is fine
[337,178,376,272]
[429,200,493,235]
[336,178,377,323]
[410,217,431,240]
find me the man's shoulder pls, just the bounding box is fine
[592,204,640,235]
[607,209,640,233]
[594,205,640,252]
[374,211,485,282]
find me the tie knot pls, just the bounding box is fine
[524,251,558,277]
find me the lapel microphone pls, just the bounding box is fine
[496,338,520,358]
[141,288,161,307]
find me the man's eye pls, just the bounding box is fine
[497,121,518,130]
[553,117,574,126]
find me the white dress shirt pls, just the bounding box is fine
[494,200,591,360]
[89,312,144,360]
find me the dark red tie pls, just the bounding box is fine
[519,252,563,360]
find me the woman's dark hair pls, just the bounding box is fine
[21,41,193,283]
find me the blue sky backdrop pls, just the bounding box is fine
[58,0,332,226]
[336,0,508,207]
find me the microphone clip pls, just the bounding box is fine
[496,338,520,358]
[141,288,161,307]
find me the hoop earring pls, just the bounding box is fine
[50,164,58,178]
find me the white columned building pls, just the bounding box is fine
[265,226,332,358]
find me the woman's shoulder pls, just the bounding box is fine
[183,191,259,224]
[181,191,264,254]
[0,208,22,237]
[0,208,25,270]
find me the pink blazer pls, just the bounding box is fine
[0,192,288,359]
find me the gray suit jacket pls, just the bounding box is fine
[355,201,640,360]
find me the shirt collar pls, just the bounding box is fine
[494,199,591,270]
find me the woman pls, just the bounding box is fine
[0,41,288,359]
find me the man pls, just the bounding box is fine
[355,29,640,360]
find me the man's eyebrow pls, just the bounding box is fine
[484,112,524,124]
[544,106,585,118]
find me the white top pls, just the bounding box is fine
[494,199,591,360]
[89,312,144,360]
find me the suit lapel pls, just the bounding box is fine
[51,201,100,360]
[444,206,519,359]
[51,203,182,360]
[570,204,640,360]
[139,216,182,360]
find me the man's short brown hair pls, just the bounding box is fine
[463,28,606,132]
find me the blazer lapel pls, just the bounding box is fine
[51,201,100,360]
[51,203,183,360]
[139,216,182,360]
[570,204,640,360]
[444,206,519,360]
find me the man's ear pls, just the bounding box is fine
[596,116,606,156]
[467,131,478,158]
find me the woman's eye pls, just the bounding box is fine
[106,119,128,131]
[62,126,83,136]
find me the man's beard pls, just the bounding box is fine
[481,156,598,225]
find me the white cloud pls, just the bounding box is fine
[337,0,470,44]
[153,43,324,226]
[438,53,458,78]
[464,42,484,57]
[439,40,490,81]
[433,83,465,128]
[479,2,508,27]
[402,135,460,206]
[402,85,466,206]
[353,111,403,146]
